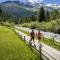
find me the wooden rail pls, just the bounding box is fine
[14,29,56,60]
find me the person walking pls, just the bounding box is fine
[37,30,42,43]
[30,29,35,43]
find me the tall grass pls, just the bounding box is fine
[0,26,39,60]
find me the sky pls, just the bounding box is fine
[44,0,60,4]
[0,0,60,4]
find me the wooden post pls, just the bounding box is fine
[34,43,36,48]
[21,34,22,40]
[24,36,25,41]
[29,40,32,47]
[53,36,54,44]
[39,43,42,60]
[53,35,57,44]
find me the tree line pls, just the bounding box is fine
[0,6,60,24]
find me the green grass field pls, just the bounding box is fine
[0,26,40,60]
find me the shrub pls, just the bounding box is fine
[21,19,60,34]
[30,22,40,29]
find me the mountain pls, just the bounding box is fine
[0,1,60,18]
[0,1,36,18]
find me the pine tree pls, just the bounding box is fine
[31,15,36,21]
[0,7,2,15]
[0,7,2,22]
[37,7,46,22]
[46,9,50,21]
[51,9,58,20]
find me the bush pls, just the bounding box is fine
[30,22,40,29]
[57,27,60,34]
[55,25,60,34]
[21,23,31,28]
[1,21,4,26]
[0,21,15,27]
[21,19,60,34]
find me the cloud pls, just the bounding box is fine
[45,4,60,9]
[27,0,38,2]
[26,0,43,3]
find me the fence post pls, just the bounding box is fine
[53,35,57,44]
[24,36,25,41]
[34,42,36,48]
[53,36,54,44]
[29,40,32,47]
[20,34,22,40]
[39,43,42,60]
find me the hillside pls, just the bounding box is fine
[0,1,36,18]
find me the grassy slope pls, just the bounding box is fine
[0,26,39,60]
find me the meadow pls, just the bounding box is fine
[0,26,39,60]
